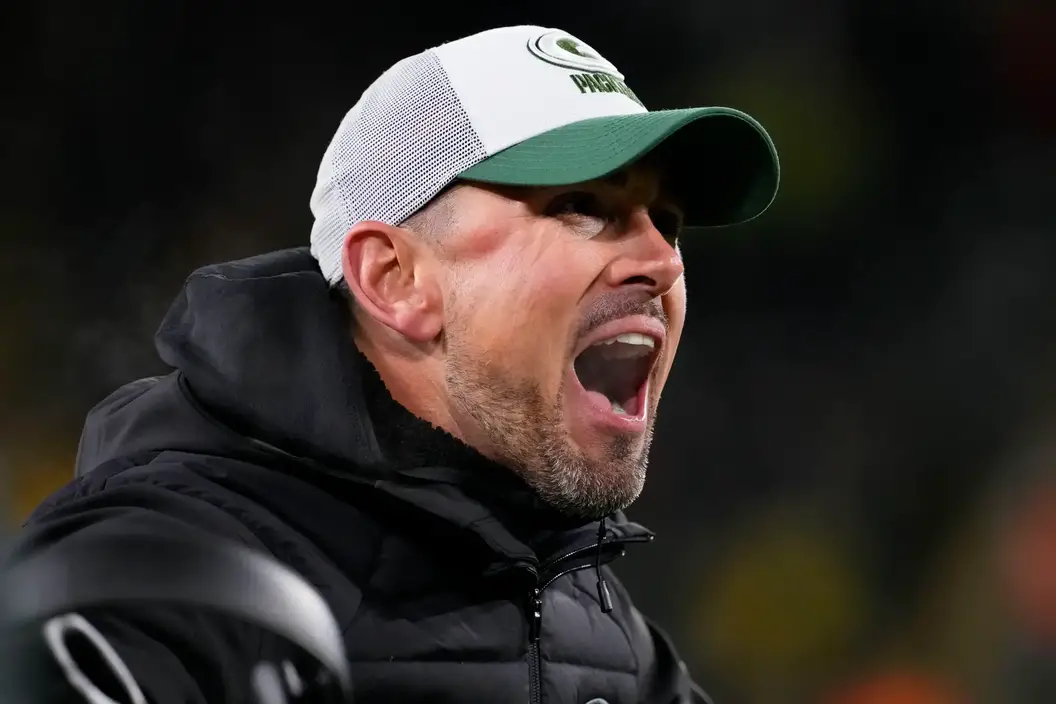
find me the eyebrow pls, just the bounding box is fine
[599,168,674,210]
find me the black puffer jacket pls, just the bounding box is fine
[14,248,709,704]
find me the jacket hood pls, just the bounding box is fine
[77,248,385,478]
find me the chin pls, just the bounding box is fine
[561,409,653,468]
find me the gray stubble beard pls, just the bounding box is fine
[445,340,652,521]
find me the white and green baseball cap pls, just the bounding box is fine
[310,25,780,284]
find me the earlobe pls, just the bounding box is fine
[340,222,443,344]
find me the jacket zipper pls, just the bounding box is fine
[528,587,543,704]
[524,534,652,704]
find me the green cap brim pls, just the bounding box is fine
[459,107,780,228]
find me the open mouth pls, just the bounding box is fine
[572,332,659,418]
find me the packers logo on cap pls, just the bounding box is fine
[527,29,624,79]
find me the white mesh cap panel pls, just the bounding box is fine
[309,50,487,284]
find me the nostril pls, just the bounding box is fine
[622,275,655,287]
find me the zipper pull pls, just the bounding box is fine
[595,517,613,614]
[528,588,543,643]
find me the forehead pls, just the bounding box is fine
[476,161,671,206]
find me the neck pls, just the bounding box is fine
[352,334,589,537]
[353,323,510,464]
[352,324,460,434]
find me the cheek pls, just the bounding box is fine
[658,277,687,385]
[450,249,585,377]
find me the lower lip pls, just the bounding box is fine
[566,367,650,434]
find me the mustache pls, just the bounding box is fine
[574,292,668,348]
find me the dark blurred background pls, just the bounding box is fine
[3,1,1054,702]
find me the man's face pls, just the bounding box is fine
[434,166,686,519]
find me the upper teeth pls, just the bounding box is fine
[588,333,656,360]
[596,333,655,349]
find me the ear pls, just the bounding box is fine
[340,221,443,343]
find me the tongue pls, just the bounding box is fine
[583,388,618,414]
[580,388,638,416]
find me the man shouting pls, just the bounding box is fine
[14,25,779,704]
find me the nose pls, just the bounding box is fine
[602,209,684,296]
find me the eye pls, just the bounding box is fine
[544,191,613,238]
[649,205,683,245]
[545,191,607,219]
